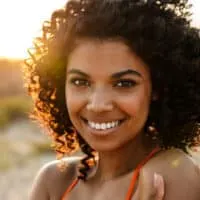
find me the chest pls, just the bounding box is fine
[65,175,138,200]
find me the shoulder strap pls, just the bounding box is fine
[61,178,79,200]
[125,147,160,200]
[61,147,160,200]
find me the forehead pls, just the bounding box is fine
[67,39,150,77]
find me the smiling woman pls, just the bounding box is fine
[0,0,66,59]
[23,0,200,200]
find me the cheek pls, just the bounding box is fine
[118,89,151,118]
[65,87,86,117]
[65,93,81,129]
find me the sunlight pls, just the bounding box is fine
[190,0,200,27]
[0,0,199,59]
[0,0,66,59]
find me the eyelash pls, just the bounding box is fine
[69,78,90,87]
[69,78,137,88]
[114,79,137,88]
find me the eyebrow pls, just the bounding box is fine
[67,68,142,78]
[67,69,90,78]
[111,69,142,79]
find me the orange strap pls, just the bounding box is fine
[125,147,160,200]
[62,147,160,200]
[61,178,79,200]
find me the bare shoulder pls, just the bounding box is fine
[142,148,200,200]
[29,156,82,200]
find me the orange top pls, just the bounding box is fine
[61,147,160,200]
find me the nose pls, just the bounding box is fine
[86,87,113,113]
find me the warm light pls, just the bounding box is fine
[0,0,199,59]
[190,0,200,27]
[0,0,66,59]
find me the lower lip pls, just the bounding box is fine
[84,120,125,137]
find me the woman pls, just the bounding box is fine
[24,0,200,199]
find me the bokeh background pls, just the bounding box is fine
[0,0,199,199]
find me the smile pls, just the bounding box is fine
[81,117,126,134]
[88,120,120,130]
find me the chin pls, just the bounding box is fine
[82,135,128,153]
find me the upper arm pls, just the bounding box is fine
[29,164,50,200]
[29,156,81,200]
[141,149,200,200]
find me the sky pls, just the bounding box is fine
[0,0,199,59]
[0,0,66,59]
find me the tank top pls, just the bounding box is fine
[61,147,160,200]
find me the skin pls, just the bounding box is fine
[29,39,200,200]
[29,157,164,200]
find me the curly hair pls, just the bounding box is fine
[23,0,200,180]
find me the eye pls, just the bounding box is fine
[69,78,90,87]
[114,79,137,88]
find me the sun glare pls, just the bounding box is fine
[0,0,66,59]
[0,0,199,59]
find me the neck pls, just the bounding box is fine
[93,134,156,182]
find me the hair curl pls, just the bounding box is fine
[23,0,200,180]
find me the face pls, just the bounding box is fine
[65,39,152,152]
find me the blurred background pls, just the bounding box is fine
[0,0,199,199]
[0,1,66,199]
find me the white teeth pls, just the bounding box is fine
[101,123,106,130]
[88,121,120,130]
[96,123,100,129]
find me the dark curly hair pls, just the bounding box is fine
[23,0,200,180]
